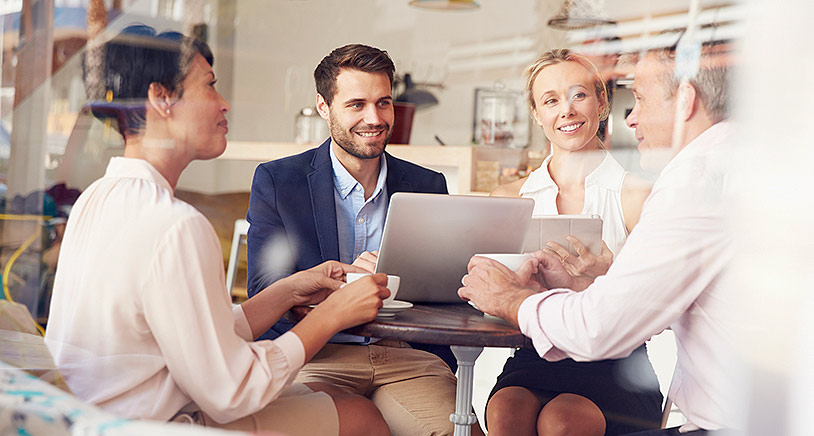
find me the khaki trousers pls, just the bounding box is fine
[201,383,339,435]
[295,341,458,436]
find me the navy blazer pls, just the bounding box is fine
[245,139,455,369]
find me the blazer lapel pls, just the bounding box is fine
[308,140,340,261]
[385,153,413,199]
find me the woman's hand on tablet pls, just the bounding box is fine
[533,250,594,292]
[546,237,613,279]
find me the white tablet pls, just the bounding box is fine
[522,214,603,256]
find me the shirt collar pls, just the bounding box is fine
[583,151,619,190]
[519,150,614,195]
[329,142,388,201]
[667,121,733,168]
[519,153,557,195]
[105,157,173,192]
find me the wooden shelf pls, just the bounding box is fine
[176,141,528,195]
[218,141,478,194]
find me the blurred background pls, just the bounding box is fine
[1,1,805,433]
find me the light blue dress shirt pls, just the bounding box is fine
[329,144,388,344]
[330,144,389,265]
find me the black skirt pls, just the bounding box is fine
[488,344,664,436]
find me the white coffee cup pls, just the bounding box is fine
[474,253,533,271]
[346,273,401,303]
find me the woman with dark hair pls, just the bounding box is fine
[45,25,390,436]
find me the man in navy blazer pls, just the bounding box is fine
[246,138,447,301]
[246,138,451,352]
[245,44,479,436]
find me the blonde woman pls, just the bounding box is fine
[486,49,662,436]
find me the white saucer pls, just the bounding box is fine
[378,300,413,315]
[307,300,413,316]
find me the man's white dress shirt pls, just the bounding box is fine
[518,122,740,431]
[45,157,305,423]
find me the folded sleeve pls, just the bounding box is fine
[231,304,253,341]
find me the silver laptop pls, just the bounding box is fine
[375,193,534,303]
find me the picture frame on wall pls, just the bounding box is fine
[471,85,531,149]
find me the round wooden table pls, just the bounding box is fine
[289,303,532,436]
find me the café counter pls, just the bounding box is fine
[176,141,530,195]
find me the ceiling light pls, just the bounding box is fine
[409,0,480,11]
[395,74,439,110]
[548,0,615,30]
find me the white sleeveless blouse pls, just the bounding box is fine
[519,151,629,255]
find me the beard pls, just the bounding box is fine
[329,113,392,160]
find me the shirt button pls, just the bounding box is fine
[358,218,365,224]
[355,186,361,191]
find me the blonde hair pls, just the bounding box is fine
[525,49,610,122]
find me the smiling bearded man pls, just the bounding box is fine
[324,66,393,160]
[243,44,486,436]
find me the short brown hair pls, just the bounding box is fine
[314,44,395,105]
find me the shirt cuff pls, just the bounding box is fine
[232,304,253,341]
[679,422,701,433]
[517,290,569,361]
[276,331,306,371]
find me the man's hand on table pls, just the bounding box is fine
[458,256,541,327]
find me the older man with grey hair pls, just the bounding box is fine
[459,42,740,436]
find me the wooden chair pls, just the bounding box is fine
[225,219,249,301]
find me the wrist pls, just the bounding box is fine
[266,277,297,309]
[502,287,536,327]
[572,275,594,292]
[291,309,340,362]
[309,302,343,335]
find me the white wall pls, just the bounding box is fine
[228,0,567,148]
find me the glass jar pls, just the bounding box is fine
[294,107,329,145]
[472,84,529,148]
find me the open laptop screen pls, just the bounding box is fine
[375,193,534,303]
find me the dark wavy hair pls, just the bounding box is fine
[83,24,213,138]
[314,44,395,106]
